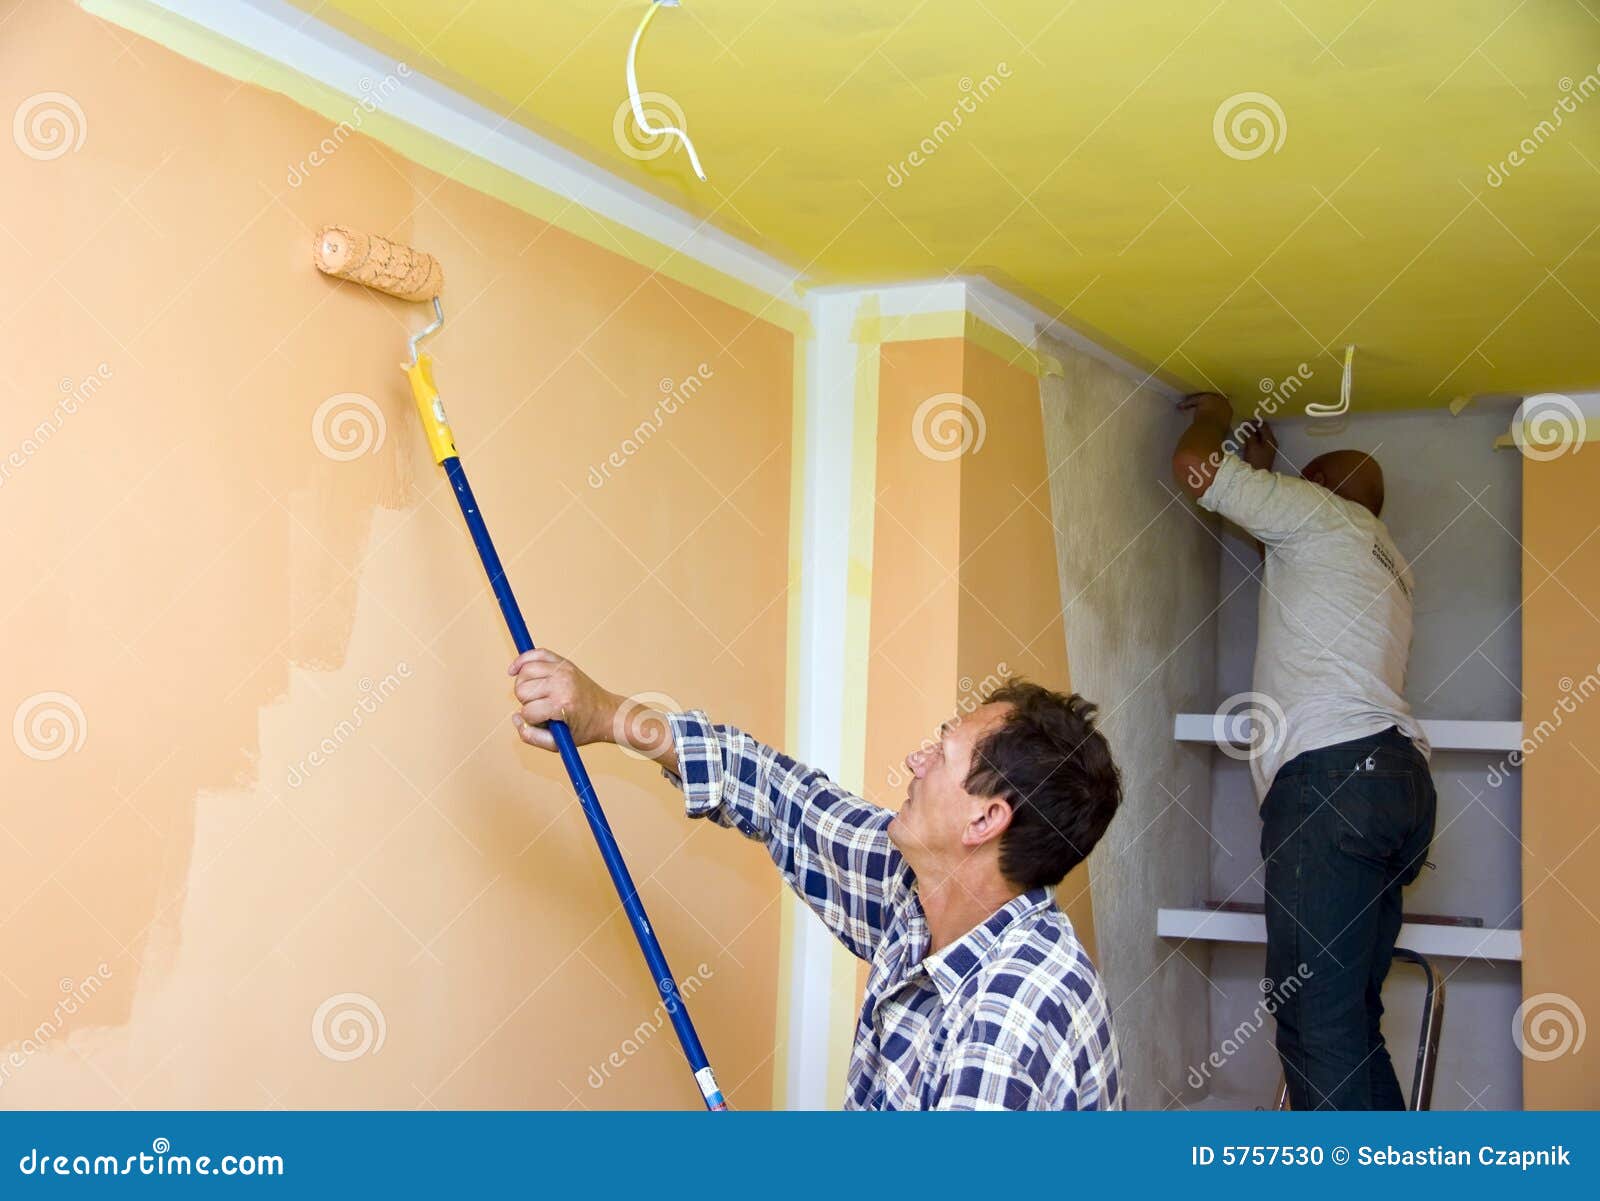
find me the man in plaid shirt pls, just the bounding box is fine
[508,649,1125,1110]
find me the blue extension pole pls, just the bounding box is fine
[440,454,727,1112]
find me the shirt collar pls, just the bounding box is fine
[916,886,1055,1003]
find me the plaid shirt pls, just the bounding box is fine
[663,711,1123,1111]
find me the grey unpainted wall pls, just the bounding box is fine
[1039,334,1219,1110]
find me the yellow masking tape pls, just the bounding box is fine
[849,309,1063,378]
[851,310,966,346]
[963,313,1065,379]
[772,338,810,1110]
[826,296,883,1103]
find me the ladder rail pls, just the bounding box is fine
[1273,948,1446,1111]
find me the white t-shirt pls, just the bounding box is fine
[1198,454,1429,800]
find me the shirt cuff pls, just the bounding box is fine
[658,709,723,817]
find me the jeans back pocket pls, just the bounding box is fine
[1324,765,1418,870]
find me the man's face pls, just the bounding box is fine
[888,701,1012,866]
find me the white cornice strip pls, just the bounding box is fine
[806,278,1177,395]
[962,276,1181,398]
[108,0,805,306]
[97,0,1178,390]
[803,279,970,319]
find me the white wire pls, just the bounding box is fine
[626,2,707,181]
[1306,344,1355,418]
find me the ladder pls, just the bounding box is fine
[1274,947,1446,1110]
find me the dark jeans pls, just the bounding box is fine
[1261,726,1437,1111]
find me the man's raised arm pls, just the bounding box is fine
[1171,391,1239,501]
[507,648,910,962]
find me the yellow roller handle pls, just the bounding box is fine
[403,352,458,464]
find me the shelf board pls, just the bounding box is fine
[1157,906,1522,962]
[1173,713,1523,753]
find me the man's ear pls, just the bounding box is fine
[964,796,1014,849]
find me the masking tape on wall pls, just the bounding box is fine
[850,310,1063,378]
[827,294,884,1105]
[772,337,810,1109]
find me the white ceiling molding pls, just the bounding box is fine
[961,276,1181,399]
[97,0,806,307]
[98,0,1176,389]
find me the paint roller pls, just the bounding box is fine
[313,223,727,1112]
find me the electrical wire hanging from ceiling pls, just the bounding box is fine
[626,0,708,181]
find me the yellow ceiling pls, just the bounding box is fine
[298,0,1600,410]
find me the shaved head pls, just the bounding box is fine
[1303,450,1384,517]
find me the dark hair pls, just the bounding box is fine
[963,681,1122,891]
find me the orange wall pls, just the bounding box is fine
[866,336,1097,960]
[0,0,787,1108]
[957,342,1096,960]
[864,339,965,811]
[1520,450,1600,1108]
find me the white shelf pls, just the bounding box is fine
[1173,713,1523,753]
[1157,906,1523,962]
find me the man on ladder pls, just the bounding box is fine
[1172,393,1438,1110]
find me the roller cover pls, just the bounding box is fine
[313,224,443,301]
